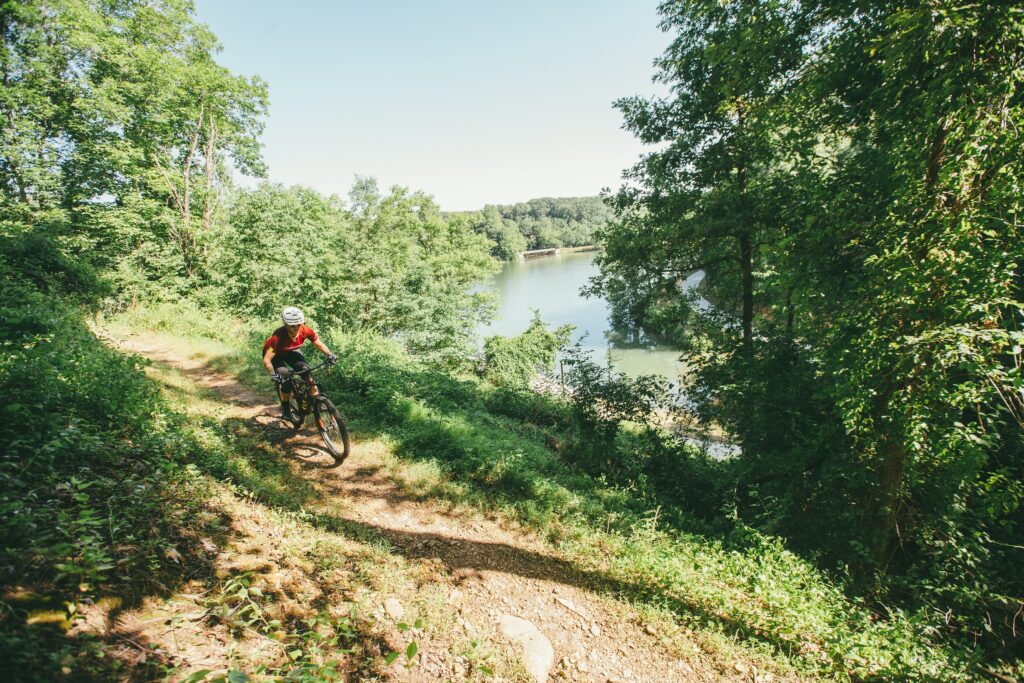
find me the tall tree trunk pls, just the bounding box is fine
[1,11,29,205]
[785,286,794,334]
[866,122,950,569]
[180,106,204,274]
[871,430,907,570]
[202,116,217,234]
[735,103,753,354]
[739,230,754,353]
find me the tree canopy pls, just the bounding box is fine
[595,0,1024,656]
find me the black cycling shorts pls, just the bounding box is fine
[272,350,310,392]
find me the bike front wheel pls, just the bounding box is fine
[313,396,350,466]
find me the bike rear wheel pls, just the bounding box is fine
[313,396,350,466]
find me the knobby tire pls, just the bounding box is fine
[314,396,350,466]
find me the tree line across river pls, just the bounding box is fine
[448,196,614,260]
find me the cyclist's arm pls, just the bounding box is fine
[311,337,333,356]
[263,345,277,375]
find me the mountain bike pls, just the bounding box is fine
[275,359,350,466]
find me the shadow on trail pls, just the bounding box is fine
[162,340,819,665]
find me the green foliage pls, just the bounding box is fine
[0,0,268,298]
[482,313,572,387]
[211,181,498,367]
[211,184,352,323]
[597,0,1024,668]
[454,196,613,259]
[462,204,528,260]
[0,223,106,303]
[0,291,212,680]
[483,386,571,429]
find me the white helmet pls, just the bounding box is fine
[281,306,305,325]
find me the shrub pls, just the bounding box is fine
[482,314,572,387]
[483,386,571,428]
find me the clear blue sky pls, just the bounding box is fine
[194,0,668,211]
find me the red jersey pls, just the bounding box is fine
[263,325,318,356]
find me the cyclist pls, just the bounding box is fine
[263,306,337,421]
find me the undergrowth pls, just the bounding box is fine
[99,302,991,681]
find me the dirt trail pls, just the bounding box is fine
[108,334,762,682]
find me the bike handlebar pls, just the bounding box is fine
[270,357,337,384]
[290,360,337,376]
[295,358,336,375]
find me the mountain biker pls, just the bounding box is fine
[263,306,337,422]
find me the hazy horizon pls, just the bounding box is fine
[194,0,668,211]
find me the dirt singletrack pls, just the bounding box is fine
[105,333,771,682]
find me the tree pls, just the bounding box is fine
[0,0,267,294]
[609,0,809,352]
[797,0,1024,584]
[456,196,613,258]
[601,0,1024,651]
[213,181,498,368]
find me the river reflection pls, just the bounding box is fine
[477,251,687,380]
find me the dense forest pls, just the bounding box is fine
[452,196,614,260]
[593,0,1023,669]
[1,0,1022,681]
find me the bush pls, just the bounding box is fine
[482,314,572,387]
[483,386,571,428]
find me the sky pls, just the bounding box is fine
[193,0,669,211]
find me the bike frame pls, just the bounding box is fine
[272,356,350,465]
[278,359,334,414]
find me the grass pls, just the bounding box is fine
[118,344,534,682]
[96,303,986,681]
[3,301,545,682]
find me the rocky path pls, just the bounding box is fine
[109,333,766,683]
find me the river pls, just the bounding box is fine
[477,250,689,380]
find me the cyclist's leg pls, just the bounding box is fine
[271,356,299,422]
[272,356,294,399]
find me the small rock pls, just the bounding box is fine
[644,623,657,636]
[578,659,590,673]
[500,615,554,683]
[383,598,404,620]
[449,588,463,603]
[555,596,589,618]
[734,662,749,675]
[590,623,601,636]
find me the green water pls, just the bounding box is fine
[478,251,688,380]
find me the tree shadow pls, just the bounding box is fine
[126,341,839,670]
[2,347,386,682]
